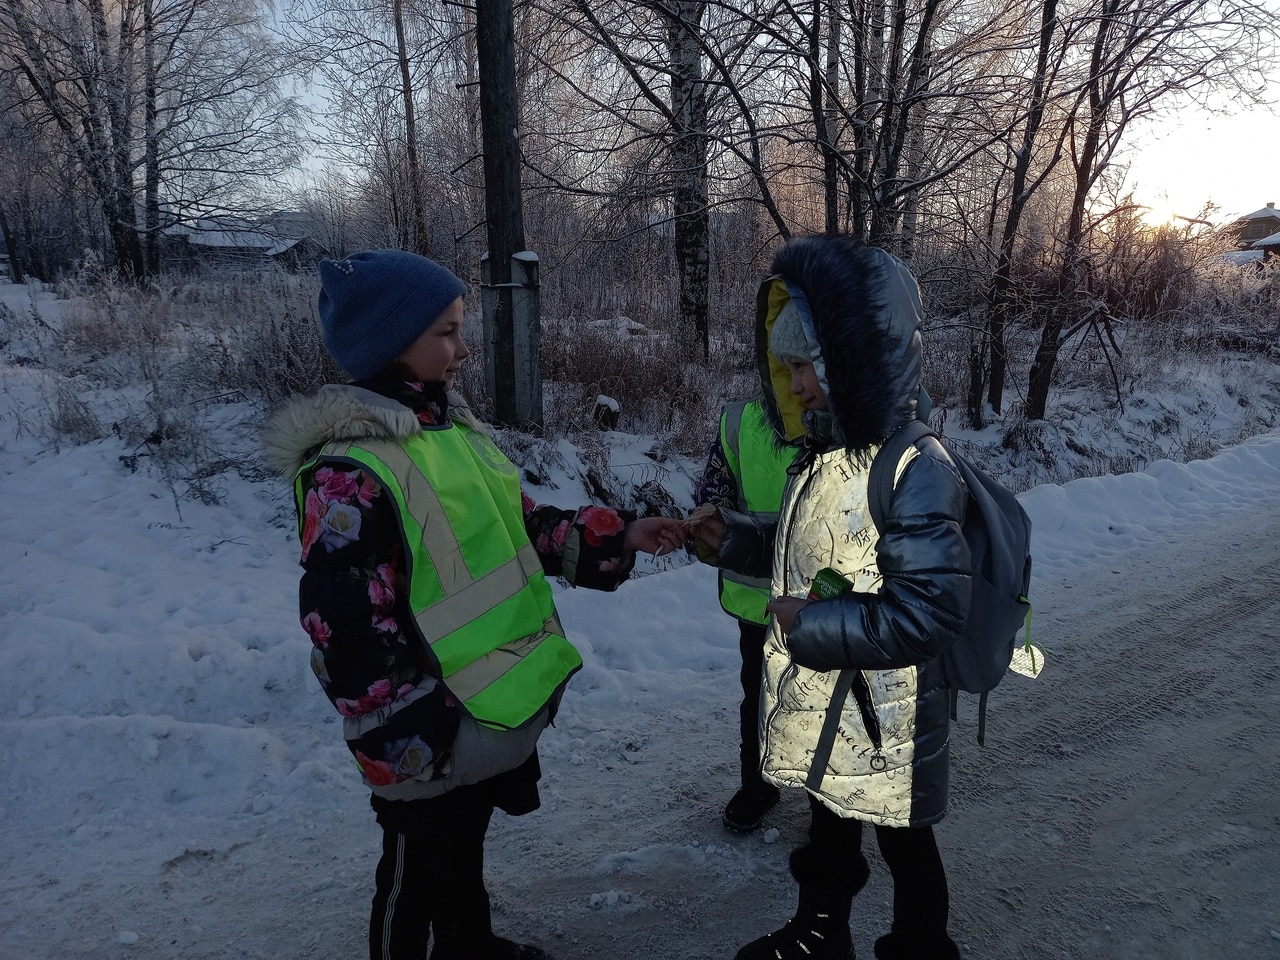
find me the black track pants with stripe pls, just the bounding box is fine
[368,798,494,960]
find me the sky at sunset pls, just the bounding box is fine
[1121,98,1280,225]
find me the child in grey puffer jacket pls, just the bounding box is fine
[692,235,970,960]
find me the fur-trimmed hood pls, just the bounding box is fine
[263,383,482,477]
[756,236,926,454]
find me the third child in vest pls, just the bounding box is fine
[691,235,971,960]
[692,399,797,832]
[265,250,685,960]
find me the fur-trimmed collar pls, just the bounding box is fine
[756,235,926,454]
[263,383,483,476]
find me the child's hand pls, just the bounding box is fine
[686,503,725,552]
[623,516,688,556]
[766,596,810,635]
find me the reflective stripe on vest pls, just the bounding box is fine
[718,400,798,624]
[298,422,582,731]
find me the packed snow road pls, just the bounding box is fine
[502,496,1280,960]
[3,429,1279,960]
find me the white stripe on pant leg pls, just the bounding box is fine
[381,832,407,960]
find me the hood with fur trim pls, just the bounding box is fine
[756,236,927,454]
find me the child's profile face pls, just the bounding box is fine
[397,297,469,386]
[785,357,827,410]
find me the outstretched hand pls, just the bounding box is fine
[623,516,688,557]
[686,503,725,552]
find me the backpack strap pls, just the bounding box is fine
[806,669,860,792]
[868,418,936,535]
[949,688,990,746]
[871,419,997,746]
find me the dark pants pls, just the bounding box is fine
[737,620,769,788]
[369,788,493,960]
[796,794,951,940]
[368,753,541,960]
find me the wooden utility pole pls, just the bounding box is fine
[475,0,541,428]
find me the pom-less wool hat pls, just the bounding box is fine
[319,250,467,381]
[768,297,811,363]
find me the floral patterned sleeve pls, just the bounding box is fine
[295,462,458,788]
[693,433,739,510]
[521,493,637,592]
[296,465,440,715]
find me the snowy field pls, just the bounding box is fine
[1,278,1279,959]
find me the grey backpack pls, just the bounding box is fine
[868,419,1034,744]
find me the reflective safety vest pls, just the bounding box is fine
[297,420,583,731]
[718,400,798,624]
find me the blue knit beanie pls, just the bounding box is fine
[318,250,468,381]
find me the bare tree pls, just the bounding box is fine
[0,0,300,280]
[524,0,717,354]
[288,0,482,268]
[146,0,301,254]
[1026,0,1275,420]
[392,0,430,255]
[0,74,82,281]
[975,0,1067,423]
[279,0,1278,436]
[666,1,710,355]
[1,0,145,276]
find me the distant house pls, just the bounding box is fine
[161,217,328,272]
[1234,203,1280,246]
[1250,231,1280,261]
[265,236,329,272]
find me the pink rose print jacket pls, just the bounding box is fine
[265,377,638,798]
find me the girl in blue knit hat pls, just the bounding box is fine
[265,249,685,960]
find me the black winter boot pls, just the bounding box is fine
[723,781,781,833]
[427,876,555,960]
[430,931,553,960]
[872,931,960,960]
[486,936,553,960]
[733,886,855,960]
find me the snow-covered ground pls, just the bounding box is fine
[2,279,1278,959]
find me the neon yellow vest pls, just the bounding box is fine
[297,420,582,731]
[718,400,798,624]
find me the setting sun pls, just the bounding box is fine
[1140,197,1179,227]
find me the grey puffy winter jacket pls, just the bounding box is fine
[718,237,971,827]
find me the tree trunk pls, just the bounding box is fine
[809,0,839,232]
[88,0,145,281]
[461,1,485,270]
[666,1,710,358]
[984,0,1059,419]
[393,0,430,257]
[1026,2,1111,421]
[143,0,160,278]
[849,0,887,238]
[868,0,938,250]
[0,205,26,283]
